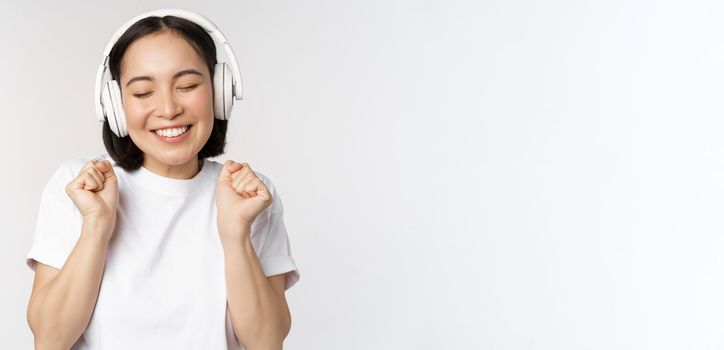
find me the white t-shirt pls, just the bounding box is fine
[26,154,300,349]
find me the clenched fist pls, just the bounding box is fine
[215,160,272,241]
[65,159,119,224]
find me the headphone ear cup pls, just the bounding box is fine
[102,81,122,137]
[213,62,234,120]
[107,81,128,137]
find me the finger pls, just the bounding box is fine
[227,160,244,172]
[250,178,268,197]
[96,160,117,180]
[230,162,251,182]
[257,179,270,197]
[76,160,94,180]
[221,160,243,182]
[242,182,256,197]
[80,160,97,173]
[80,160,104,178]
[82,172,100,191]
[88,165,105,190]
[68,163,95,192]
[231,174,250,197]
[239,163,252,177]
[231,169,249,188]
[242,178,264,198]
[233,172,260,198]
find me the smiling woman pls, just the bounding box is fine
[25,9,300,350]
[116,29,216,179]
[103,15,227,179]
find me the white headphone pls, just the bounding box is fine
[94,9,243,137]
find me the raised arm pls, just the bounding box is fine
[27,159,118,349]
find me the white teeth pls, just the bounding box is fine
[154,125,189,138]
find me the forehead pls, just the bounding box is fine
[120,31,207,80]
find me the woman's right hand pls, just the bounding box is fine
[65,159,119,224]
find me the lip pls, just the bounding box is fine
[152,125,192,143]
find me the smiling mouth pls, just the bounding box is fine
[152,125,192,138]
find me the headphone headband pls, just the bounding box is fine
[94,8,243,123]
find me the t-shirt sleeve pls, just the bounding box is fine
[25,160,84,272]
[250,173,300,291]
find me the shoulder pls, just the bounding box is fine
[47,155,97,183]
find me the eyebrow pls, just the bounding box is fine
[125,69,203,87]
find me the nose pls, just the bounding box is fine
[156,88,183,119]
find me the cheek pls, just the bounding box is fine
[125,110,150,132]
[121,96,148,124]
[187,88,214,116]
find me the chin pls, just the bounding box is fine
[147,150,198,165]
[166,154,198,165]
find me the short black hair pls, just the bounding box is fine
[102,15,228,171]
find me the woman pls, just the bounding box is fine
[25,10,300,350]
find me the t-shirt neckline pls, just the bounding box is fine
[127,159,215,197]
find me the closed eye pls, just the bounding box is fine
[179,84,199,91]
[133,84,198,98]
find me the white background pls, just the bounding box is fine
[2,0,723,348]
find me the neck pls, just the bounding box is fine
[142,156,203,179]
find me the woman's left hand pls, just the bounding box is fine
[215,160,272,241]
